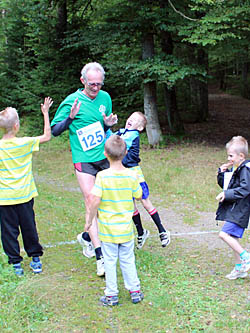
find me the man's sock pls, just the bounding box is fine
[82,232,91,242]
[95,247,102,260]
[132,210,144,236]
[149,209,165,233]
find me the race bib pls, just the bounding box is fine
[76,121,104,152]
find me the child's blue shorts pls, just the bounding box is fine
[140,182,150,200]
[221,221,244,238]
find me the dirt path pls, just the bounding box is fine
[151,89,250,253]
[185,90,250,145]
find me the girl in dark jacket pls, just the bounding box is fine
[216,136,250,280]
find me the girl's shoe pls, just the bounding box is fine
[225,268,247,280]
[241,258,250,272]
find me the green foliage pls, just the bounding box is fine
[0,0,250,134]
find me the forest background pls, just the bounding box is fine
[1,1,250,331]
[0,0,250,143]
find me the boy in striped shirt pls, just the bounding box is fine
[85,135,143,306]
[0,97,53,275]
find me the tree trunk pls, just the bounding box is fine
[241,61,249,99]
[142,33,161,145]
[160,30,184,134]
[56,0,67,43]
[163,86,184,134]
[197,48,208,121]
[189,46,208,122]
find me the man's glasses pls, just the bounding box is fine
[87,82,104,88]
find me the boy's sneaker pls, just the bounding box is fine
[77,233,95,258]
[130,291,144,304]
[13,263,24,276]
[159,231,171,247]
[100,295,119,306]
[225,268,247,280]
[30,257,42,274]
[241,258,250,273]
[96,257,105,277]
[137,229,150,249]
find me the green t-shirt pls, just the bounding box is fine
[51,89,112,163]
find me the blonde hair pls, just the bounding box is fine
[0,107,19,132]
[226,136,248,157]
[133,112,147,130]
[105,135,127,161]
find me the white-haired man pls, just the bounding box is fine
[51,62,117,276]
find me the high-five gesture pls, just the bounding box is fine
[70,98,81,119]
[41,97,53,114]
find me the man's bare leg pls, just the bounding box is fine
[75,170,101,248]
[75,170,104,276]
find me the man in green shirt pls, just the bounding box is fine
[51,62,117,276]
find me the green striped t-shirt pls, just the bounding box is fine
[0,137,39,205]
[91,167,142,243]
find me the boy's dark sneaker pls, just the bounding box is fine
[30,257,42,274]
[13,263,24,276]
[137,229,150,249]
[100,295,119,306]
[159,231,171,247]
[130,291,144,304]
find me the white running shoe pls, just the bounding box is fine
[96,257,105,277]
[225,268,247,280]
[77,233,95,258]
[159,230,171,247]
[137,229,150,249]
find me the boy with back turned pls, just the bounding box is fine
[85,135,144,306]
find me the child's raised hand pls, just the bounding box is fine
[103,113,118,126]
[70,98,81,119]
[219,162,233,172]
[41,97,53,114]
[216,191,225,202]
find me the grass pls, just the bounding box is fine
[0,136,250,332]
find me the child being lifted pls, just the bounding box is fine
[108,111,171,249]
